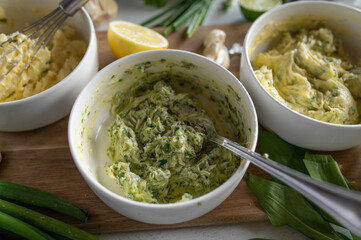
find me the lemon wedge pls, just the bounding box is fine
[107,21,169,58]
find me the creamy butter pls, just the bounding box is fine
[0,26,86,102]
[253,23,361,124]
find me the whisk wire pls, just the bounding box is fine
[0,8,62,67]
[0,8,62,51]
[0,10,65,78]
[0,8,69,99]
[42,13,68,47]
[21,8,63,34]
[0,0,88,100]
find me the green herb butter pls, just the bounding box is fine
[105,81,240,204]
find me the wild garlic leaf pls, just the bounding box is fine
[244,173,349,240]
[352,233,361,240]
[345,179,360,191]
[303,153,361,237]
[303,153,349,188]
[251,131,360,239]
[258,131,308,174]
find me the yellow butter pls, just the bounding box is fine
[253,25,361,124]
[0,26,86,102]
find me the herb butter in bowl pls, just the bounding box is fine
[69,49,258,224]
[0,0,98,131]
[241,1,361,151]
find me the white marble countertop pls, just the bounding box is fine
[94,0,360,239]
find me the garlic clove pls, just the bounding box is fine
[203,42,222,62]
[203,29,230,69]
[85,0,118,24]
[203,29,226,46]
[216,45,230,68]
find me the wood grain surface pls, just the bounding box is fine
[0,23,360,234]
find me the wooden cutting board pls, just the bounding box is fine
[0,23,360,234]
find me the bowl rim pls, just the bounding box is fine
[68,49,259,209]
[0,6,95,106]
[243,0,361,129]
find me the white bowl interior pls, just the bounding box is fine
[70,50,258,206]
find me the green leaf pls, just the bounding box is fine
[244,173,348,240]
[352,232,361,240]
[251,131,361,239]
[303,153,361,234]
[258,131,308,174]
[303,153,349,189]
[346,178,360,191]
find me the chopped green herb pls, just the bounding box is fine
[159,159,168,166]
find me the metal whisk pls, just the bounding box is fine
[0,0,88,99]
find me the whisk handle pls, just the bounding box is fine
[60,0,89,16]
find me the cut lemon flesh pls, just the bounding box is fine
[107,21,168,58]
[239,0,282,21]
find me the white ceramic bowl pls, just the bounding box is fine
[240,1,361,151]
[0,0,98,131]
[68,49,258,224]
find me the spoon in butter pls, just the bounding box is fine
[173,103,361,236]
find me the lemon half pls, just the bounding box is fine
[107,21,169,58]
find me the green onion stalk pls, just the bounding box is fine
[0,180,100,240]
[142,0,215,38]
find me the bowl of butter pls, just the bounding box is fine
[68,49,258,224]
[240,1,361,151]
[0,0,98,131]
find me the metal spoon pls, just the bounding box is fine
[173,103,361,236]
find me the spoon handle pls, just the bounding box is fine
[211,135,361,236]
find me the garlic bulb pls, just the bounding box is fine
[85,0,118,24]
[202,29,230,68]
